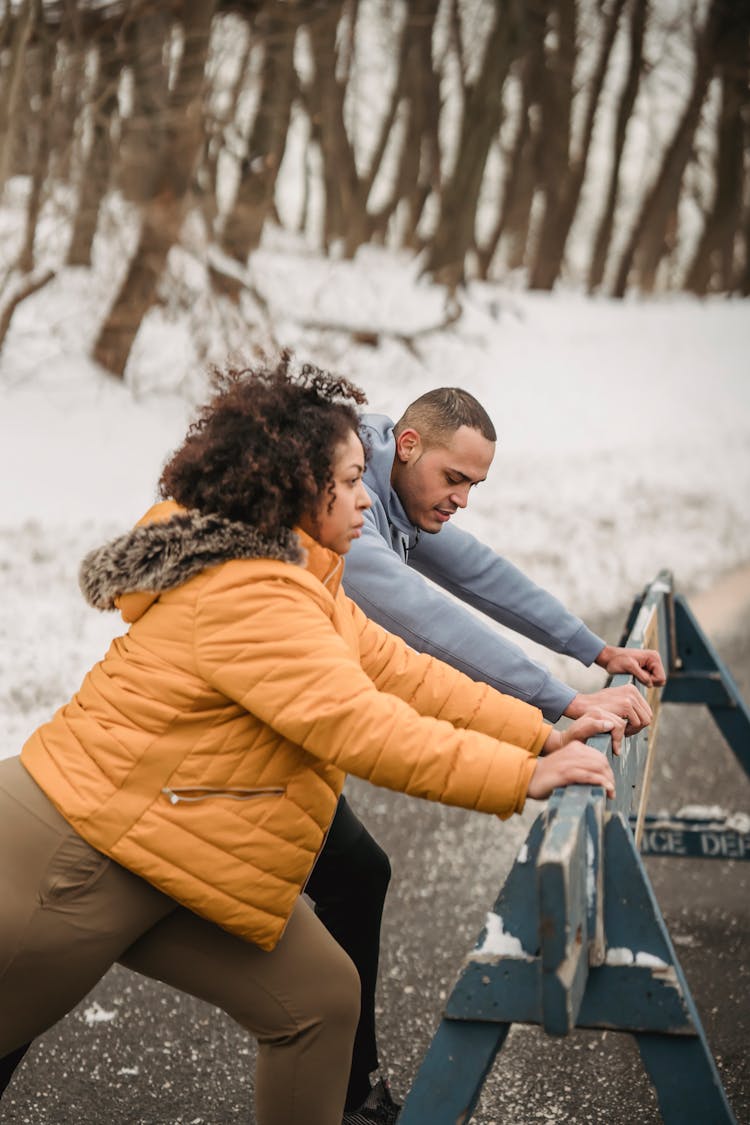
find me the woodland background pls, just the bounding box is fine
[0,0,748,381]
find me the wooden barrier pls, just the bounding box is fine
[400,571,750,1125]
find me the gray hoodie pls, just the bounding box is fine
[343,414,605,721]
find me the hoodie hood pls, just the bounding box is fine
[79,504,305,622]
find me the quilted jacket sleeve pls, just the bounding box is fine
[193,566,543,819]
[350,594,550,754]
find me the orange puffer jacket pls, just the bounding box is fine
[22,503,549,950]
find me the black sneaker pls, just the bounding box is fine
[342,1077,401,1124]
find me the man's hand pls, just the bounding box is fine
[595,643,666,687]
[565,684,652,735]
[528,742,615,801]
[544,710,627,756]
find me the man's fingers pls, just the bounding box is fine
[630,661,653,687]
[646,651,667,685]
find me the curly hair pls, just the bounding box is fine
[159,353,368,536]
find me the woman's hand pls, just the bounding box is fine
[528,741,616,800]
[543,709,627,756]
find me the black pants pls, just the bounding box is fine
[306,795,391,1110]
[0,795,391,1114]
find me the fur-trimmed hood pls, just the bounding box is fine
[80,505,305,618]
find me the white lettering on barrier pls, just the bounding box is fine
[644,829,687,855]
[643,827,749,858]
[699,832,748,859]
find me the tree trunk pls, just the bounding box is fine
[530,0,626,290]
[221,2,302,264]
[306,0,371,256]
[68,41,123,267]
[684,7,749,294]
[739,203,750,297]
[422,0,523,289]
[116,7,172,204]
[199,32,253,234]
[587,0,648,294]
[49,38,85,183]
[17,26,55,273]
[0,0,36,191]
[475,0,549,279]
[527,0,577,290]
[367,1,442,248]
[611,0,725,296]
[93,0,216,378]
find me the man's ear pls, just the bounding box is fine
[394,428,421,463]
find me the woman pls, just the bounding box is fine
[0,357,617,1125]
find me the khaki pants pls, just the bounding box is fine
[0,757,360,1125]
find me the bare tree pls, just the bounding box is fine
[587,0,648,293]
[68,39,123,266]
[0,0,36,191]
[366,1,442,249]
[94,0,217,378]
[525,0,577,289]
[684,4,749,294]
[17,14,55,273]
[611,0,728,295]
[422,0,524,290]
[476,3,551,279]
[303,0,374,256]
[116,6,173,204]
[530,0,627,290]
[221,1,304,264]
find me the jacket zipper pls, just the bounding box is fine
[162,786,285,805]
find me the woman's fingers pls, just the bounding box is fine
[527,743,616,801]
[564,710,628,755]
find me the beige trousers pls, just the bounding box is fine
[0,757,360,1125]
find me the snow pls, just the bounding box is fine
[604,948,670,970]
[81,1002,118,1027]
[471,911,531,960]
[1,234,749,759]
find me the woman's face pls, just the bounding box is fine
[300,429,371,554]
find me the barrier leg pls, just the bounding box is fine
[663,596,750,779]
[399,1020,511,1125]
[636,1033,736,1125]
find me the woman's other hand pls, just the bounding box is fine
[543,709,627,757]
[528,741,616,800]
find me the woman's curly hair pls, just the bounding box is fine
[159,353,367,536]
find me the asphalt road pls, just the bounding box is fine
[2,609,749,1125]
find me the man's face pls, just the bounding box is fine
[390,425,495,533]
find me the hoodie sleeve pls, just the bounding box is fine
[193,567,541,819]
[343,510,601,721]
[410,521,605,661]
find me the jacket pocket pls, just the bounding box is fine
[38,831,110,906]
[161,786,285,805]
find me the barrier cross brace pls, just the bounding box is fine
[400,570,749,1125]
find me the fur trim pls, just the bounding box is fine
[79,511,304,611]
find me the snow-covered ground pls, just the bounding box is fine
[1,242,749,757]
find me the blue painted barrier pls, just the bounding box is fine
[401,571,749,1124]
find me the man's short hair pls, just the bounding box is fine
[394,387,497,447]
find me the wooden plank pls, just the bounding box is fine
[538,788,593,1034]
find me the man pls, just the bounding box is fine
[318,387,664,1119]
[344,386,665,726]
